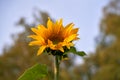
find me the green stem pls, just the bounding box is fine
[54,55,60,80]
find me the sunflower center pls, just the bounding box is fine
[49,35,63,44]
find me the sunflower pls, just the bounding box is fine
[28,18,79,55]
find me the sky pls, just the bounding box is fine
[0,0,109,63]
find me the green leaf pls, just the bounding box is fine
[76,51,86,56]
[18,64,48,80]
[64,47,86,57]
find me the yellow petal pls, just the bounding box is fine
[37,25,49,40]
[69,43,74,46]
[37,46,47,56]
[52,19,62,34]
[31,28,40,35]
[57,42,64,47]
[58,47,64,52]
[64,34,77,42]
[48,39,56,50]
[47,18,53,30]
[56,18,63,25]
[37,25,46,30]
[66,45,70,49]
[59,19,63,25]
[74,37,80,40]
[28,35,46,45]
[29,41,42,46]
[56,19,63,34]
[71,28,79,34]
[28,35,42,40]
[48,39,53,45]
[65,23,74,30]
[63,23,74,37]
[66,43,74,49]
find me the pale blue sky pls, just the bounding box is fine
[0,0,109,59]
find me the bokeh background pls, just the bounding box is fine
[1,0,120,80]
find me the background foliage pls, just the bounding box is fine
[0,0,120,80]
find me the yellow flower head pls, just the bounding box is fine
[28,18,79,55]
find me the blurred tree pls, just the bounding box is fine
[75,0,120,80]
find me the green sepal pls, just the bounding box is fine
[62,54,69,60]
